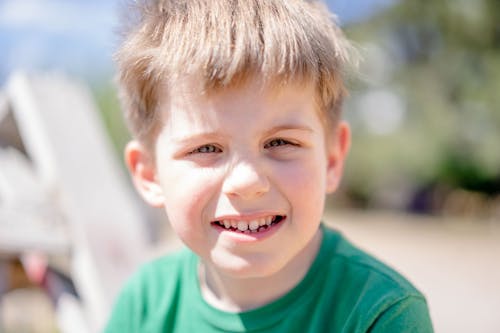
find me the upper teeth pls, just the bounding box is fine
[219,217,275,231]
[238,221,248,231]
[249,220,259,231]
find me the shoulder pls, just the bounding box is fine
[320,226,433,331]
[323,225,422,297]
[134,248,192,284]
[121,248,192,304]
[104,248,193,333]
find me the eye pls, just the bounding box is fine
[264,138,296,149]
[191,144,222,154]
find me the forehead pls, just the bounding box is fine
[154,77,322,137]
[160,75,318,116]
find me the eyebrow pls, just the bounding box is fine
[171,132,224,145]
[263,124,314,137]
[171,124,313,145]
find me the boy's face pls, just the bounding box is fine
[126,79,350,279]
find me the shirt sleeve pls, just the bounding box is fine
[368,296,434,333]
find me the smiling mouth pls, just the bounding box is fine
[211,215,285,233]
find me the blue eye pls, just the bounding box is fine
[192,144,222,154]
[264,138,292,148]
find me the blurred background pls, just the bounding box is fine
[0,0,499,332]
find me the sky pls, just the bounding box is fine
[0,0,398,85]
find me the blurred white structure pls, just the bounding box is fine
[0,72,149,333]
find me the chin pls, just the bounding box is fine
[211,252,287,279]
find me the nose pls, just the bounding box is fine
[222,159,270,199]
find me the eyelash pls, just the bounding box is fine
[191,144,222,154]
[190,138,297,155]
[264,138,296,149]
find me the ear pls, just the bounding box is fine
[125,140,165,207]
[325,121,351,194]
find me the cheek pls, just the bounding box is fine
[158,164,222,227]
[274,157,327,205]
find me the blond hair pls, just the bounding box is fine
[115,0,354,146]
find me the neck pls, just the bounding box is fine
[198,228,323,312]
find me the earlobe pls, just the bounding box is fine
[125,141,165,207]
[325,121,351,194]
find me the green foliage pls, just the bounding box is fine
[92,82,131,157]
[341,0,500,210]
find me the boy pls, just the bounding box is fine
[105,0,433,332]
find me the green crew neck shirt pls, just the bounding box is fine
[105,225,433,332]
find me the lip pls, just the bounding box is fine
[210,214,286,243]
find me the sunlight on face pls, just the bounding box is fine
[149,78,347,279]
